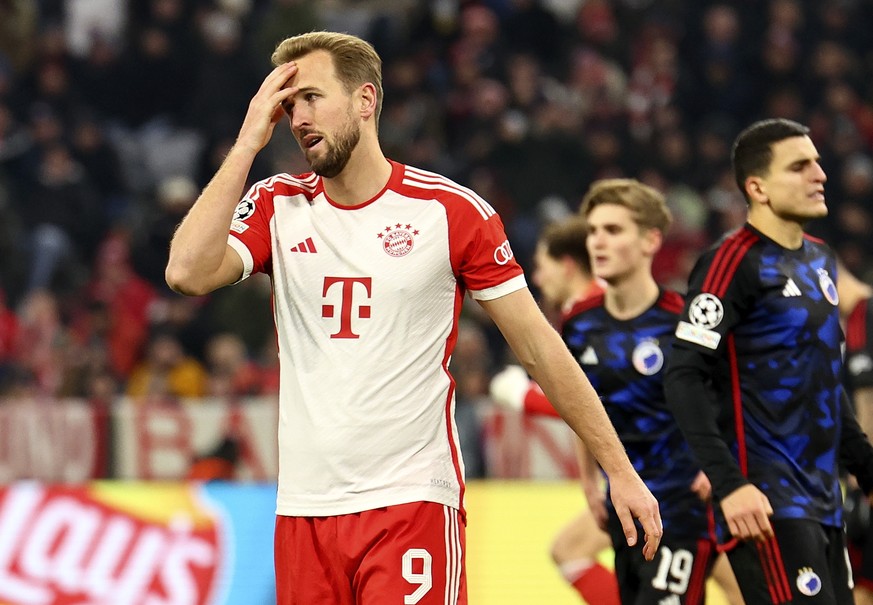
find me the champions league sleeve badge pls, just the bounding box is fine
[688,293,724,329]
[233,199,256,221]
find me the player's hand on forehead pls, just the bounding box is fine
[272,62,299,92]
[236,62,299,153]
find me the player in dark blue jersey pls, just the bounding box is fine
[840,267,873,605]
[665,118,873,604]
[490,206,744,604]
[569,178,720,604]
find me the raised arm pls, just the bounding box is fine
[166,63,299,296]
[478,287,662,559]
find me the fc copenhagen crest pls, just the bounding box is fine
[818,268,839,306]
[632,340,664,376]
[796,567,821,596]
[377,223,419,257]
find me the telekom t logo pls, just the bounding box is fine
[322,277,372,338]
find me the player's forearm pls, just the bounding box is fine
[854,387,873,443]
[166,144,256,294]
[524,331,635,478]
[575,438,601,493]
[664,358,748,500]
[481,290,635,478]
[841,387,873,493]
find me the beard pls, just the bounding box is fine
[307,113,361,178]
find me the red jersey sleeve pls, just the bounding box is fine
[227,177,279,278]
[397,164,526,300]
[449,204,525,300]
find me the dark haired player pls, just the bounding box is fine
[665,118,873,604]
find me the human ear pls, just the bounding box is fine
[745,176,768,205]
[358,83,378,119]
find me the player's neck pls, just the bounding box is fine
[321,138,392,207]
[748,211,805,250]
[561,276,599,311]
[603,271,659,320]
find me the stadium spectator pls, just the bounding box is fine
[203,332,264,398]
[126,328,208,400]
[21,141,103,294]
[0,290,21,393]
[84,229,158,378]
[132,175,200,288]
[13,289,67,396]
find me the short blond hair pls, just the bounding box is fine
[579,178,672,233]
[272,31,383,128]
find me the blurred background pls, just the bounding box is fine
[1,0,872,603]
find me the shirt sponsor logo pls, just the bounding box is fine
[688,293,724,329]
[377,224,418,258]
[322,276,373,338]
[632,340,664,376]
[494,240,514,265]
[675,320,721,350]
[233,199,256,221]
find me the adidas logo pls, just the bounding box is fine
[579,346,599,365]
[782,278,801,297]
[290,237,318,253]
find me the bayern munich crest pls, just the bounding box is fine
[377,223,419,257]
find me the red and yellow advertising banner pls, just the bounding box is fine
[0,482,276,605]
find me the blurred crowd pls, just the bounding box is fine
[2,0,873,409]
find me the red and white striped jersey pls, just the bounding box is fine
[227,160,525,516]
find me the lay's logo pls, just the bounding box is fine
[0,483,224,605]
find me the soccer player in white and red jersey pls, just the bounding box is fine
[165,31,661,605]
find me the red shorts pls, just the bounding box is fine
[275,501,467,605]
